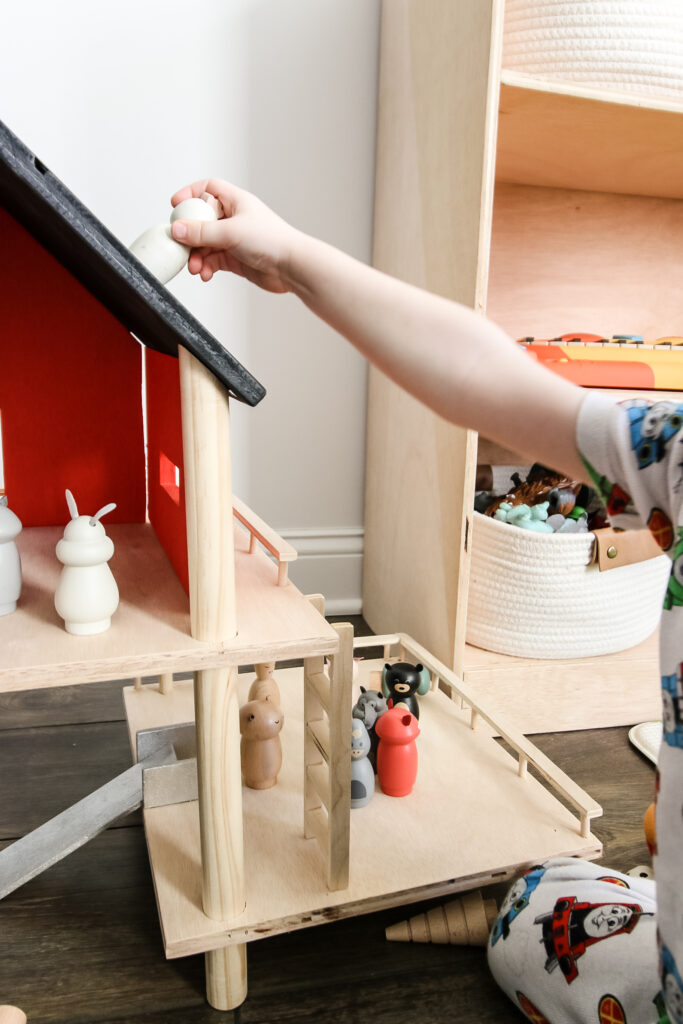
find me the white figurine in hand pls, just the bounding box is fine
[0,499,22,615]
[129,195,219,285]
[54,490,119,635]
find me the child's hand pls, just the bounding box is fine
[170,178,297,294]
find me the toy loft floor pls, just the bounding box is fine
[0,615,655,1024]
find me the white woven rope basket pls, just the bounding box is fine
[503,1,683,99]
[466,511,670,659]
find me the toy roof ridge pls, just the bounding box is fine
[0,120,265,407]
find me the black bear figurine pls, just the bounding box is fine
[383,662,424,720]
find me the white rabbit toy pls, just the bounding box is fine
[54,490,119,635]
[0,499,23,615]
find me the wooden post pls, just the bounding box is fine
[327,622,353,891]
[303,595,326,841]
[158,672,174,695]
[179,347,246,1010]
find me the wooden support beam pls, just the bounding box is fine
[179,347,246,1011]
[326,622,353,892]
[158,672,173,695]
[305,671,331,713]
[303,595,326,840]
[306,762,331,811]
[306,720,330,763]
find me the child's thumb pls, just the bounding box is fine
[171,219,226,249]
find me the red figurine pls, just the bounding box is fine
[375,707,420,797]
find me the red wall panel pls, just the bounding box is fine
[145,347,188,592]
[0,208,145,526]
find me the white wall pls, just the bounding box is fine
[1,0,381,612]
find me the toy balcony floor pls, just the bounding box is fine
[1,522,339,692]
[123,649,603,961]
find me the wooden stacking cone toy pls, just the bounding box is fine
[385,889,498,947]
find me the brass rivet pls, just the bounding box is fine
[607,545,618,559]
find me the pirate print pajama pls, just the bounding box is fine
[488,392,683,1024]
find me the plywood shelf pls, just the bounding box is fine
[498,72,683,199]
[463,632,661,735]
[1,523,338,692]
[488,183,683,342]
[124,661,602,959]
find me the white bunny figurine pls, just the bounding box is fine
[54,489,119,635]
[129,195,219,285]
[0,500,23,616]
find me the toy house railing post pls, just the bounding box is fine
[303,598,352,892]
[179,348,246,1010]
[327,622,353,890]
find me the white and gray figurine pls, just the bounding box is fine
[129,196,218,284]
[54,489,119,635]
[0,498,22,615]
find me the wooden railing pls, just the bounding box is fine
[232,497,297,586]
[352,632,602,839]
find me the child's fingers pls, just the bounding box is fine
[187,249,245,281]
[171,178,242,216]
[171,218,228,248]
[170,179,211,206]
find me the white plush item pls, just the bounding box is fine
[502,1,683,99]
[465,511,670,659]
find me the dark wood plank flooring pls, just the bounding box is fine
[0,617,657,1023]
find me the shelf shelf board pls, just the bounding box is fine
[124,664,602,959]
[497,71,683,199]
[463,631,660,734]
[1,523,337,693]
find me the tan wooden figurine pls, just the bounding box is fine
[247,662,281,706]
[239,698,284,789]
[385,889,498,947]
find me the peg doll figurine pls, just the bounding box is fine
[382,662,430,720]
[376,707,420,797]
[239,698,284,789]
[0,500,22,615]
[54,490,119,635]
[248,662,281,706]
[129,195,219,284]
[352,687,388,771]
[350,719,375,808]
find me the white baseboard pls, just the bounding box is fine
[278,526,364,616]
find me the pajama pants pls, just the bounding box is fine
[487,858,661,1023]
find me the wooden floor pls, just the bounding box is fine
[0,616,657,1023]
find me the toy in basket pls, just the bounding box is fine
[466,512,670,659]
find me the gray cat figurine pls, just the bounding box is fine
[350,719,375,808]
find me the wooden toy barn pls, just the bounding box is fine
[0,119,605,1013]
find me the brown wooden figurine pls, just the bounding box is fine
[239,698,284,789]
[247,662,281,706]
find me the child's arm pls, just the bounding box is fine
[171,179,586,481]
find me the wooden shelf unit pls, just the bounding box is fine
[363,0,679,728]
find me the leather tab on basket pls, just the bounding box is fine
[593,527,662,571]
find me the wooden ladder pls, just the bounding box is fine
[303,597,353,891]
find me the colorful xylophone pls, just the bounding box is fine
[519,334,683,390]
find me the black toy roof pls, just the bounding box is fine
[0,120,265,406]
